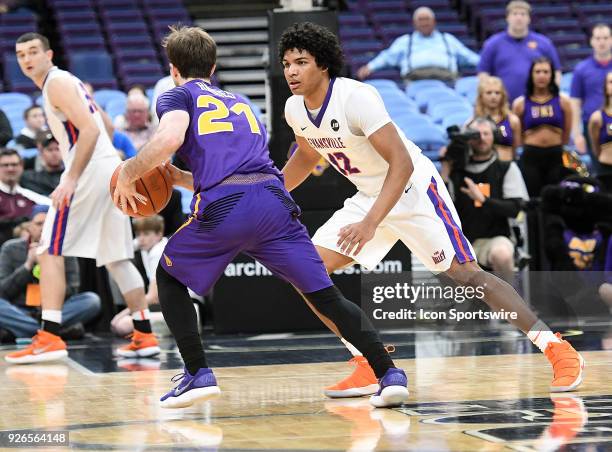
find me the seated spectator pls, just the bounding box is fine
[0,149,49,246]
[478,1,561,103]
[0,108,12,147]
[20,131,63,196]
[473,76,521,161]
[512,57,572,197]
[588,71,612,192]
[447,117,529,283]
[111,215,167,336]
[115,94,155,150]
[0,205,101,341]
[14,106,47,151]
[570,24,611,156]
[357,7,479,84]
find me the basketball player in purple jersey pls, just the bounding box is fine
[112,26,409,409]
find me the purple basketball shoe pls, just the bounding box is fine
[160,367,221,409]
[369,368,409,408]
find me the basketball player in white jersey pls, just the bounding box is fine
[6,33,160,364]
[279,22,584,397]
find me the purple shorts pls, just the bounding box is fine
[160,175,333,296]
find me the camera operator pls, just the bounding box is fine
[445,117,529,282]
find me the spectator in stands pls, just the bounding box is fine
[513,57,572,197]
[20,131,62,196]
[0,109,12,147]
[588,71,612,192]
[110,215,166,336]
[448,117,529,283]
[0,205,100,341]
[0,149,49,246]
[571,24,612,155]
[473,76,521,161]
[14,106,46,151]
[478,0,561,103]
[356,7,479,84]
[116,93,155,150]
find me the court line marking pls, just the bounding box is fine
[65,357,99,377]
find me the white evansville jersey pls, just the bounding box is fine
[285,77,422,197]
[42,67,117,167]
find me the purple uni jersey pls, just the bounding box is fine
[156,79,331,297]
[156,80,281,193]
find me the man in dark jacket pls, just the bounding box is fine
[448,117,529,282]
[20,131,63,196]
[0,205,100,340]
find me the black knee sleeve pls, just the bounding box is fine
[303,285,393,378]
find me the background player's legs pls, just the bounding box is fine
[38,252,66,335]
[106,259,159,357]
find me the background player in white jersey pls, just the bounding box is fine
[279,22,584,397]
[6,33,159,364]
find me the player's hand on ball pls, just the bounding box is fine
[337,220,376,256]
[113,164,147,215]
[161,160,183,185]
[50,176,77,209]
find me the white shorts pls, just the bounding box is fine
[312,157,476,272]
[39,155,134,267]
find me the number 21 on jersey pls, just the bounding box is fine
[197,95,261,136]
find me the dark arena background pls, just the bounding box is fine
[0,0,610,450]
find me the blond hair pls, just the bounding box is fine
[475,76,510,118]
[506,0,531,15]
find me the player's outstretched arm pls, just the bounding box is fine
[282,135,322,192]
[337,123,414,256]
[47,77,100,208]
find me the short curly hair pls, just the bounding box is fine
[278,22,344,79]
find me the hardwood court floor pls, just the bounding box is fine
[0,347,611,451]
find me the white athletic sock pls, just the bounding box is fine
[527,320,562,353]
[341,338,362,357]
[131,309,151,321]
[41,309,62,324]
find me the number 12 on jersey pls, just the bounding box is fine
[197,95,261,136]
[328,152,360,176]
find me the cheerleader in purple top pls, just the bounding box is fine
[473,76,521,161]
[588,71,612,192]
[512,57,573,197]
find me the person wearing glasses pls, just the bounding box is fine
[0,148,49,246]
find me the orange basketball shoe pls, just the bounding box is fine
[324,356,379,398]
[5,330,68,364]
[116,330,160,358]
[545,333,585,392]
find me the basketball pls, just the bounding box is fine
[109,162,173,218]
